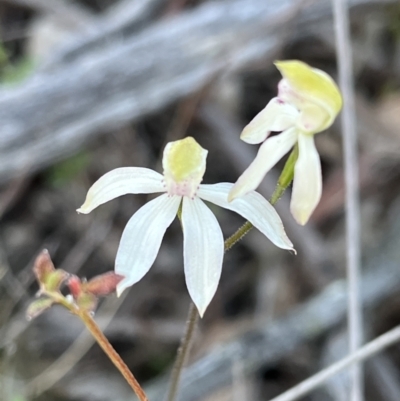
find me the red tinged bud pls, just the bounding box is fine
[33,249,69,293]
[67,275,83,299]
[66,272,123,313]
[83,272,124,297]
[33,249,55,283]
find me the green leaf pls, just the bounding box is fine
[45,269,69,292]
[26,298,54,320]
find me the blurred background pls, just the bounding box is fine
[1,0,400,400]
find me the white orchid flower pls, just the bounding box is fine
[78,137,293,316]
[229,60,343,225]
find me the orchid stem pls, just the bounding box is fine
[56,296,149,401]
[166,302,199,401]
[224,221,254,251]
[166,162,295,401]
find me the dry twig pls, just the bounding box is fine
[333,0,363,399]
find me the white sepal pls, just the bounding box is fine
[181,197,224,317]
[229,127,297,201]
[290,133,322,225]
[199,183,294,251]
[241,98,299,145]
[77,167,165,214]
[116,194,181,295]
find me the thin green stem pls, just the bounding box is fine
[270,143,298,205]
[166,302,199,401]
[224,221,253,251]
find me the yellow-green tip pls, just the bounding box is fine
[163,137,207,183]
[274,60,343,118]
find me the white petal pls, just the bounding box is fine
[77,167,165,214]
[181,197,224,317]
[229,128,298,201]
[199,183,294,251]
[116,194,181,295]
[290,133,322,225]
[241,98,299,145]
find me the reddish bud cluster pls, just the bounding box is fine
[28,249,125,319]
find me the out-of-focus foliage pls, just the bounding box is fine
[46,152,91,187]
[0,41,34,85]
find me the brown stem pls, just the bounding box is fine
[78,310,149,401]
[166,302,199,401]
[53,294,148,401]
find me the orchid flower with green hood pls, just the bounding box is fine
[78,137,293,316]
[229,60,342,225]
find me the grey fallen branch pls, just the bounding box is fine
[40,0,167,70]
[269,324,400,401]
[0,0,393,185]
[143,200,400,401]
